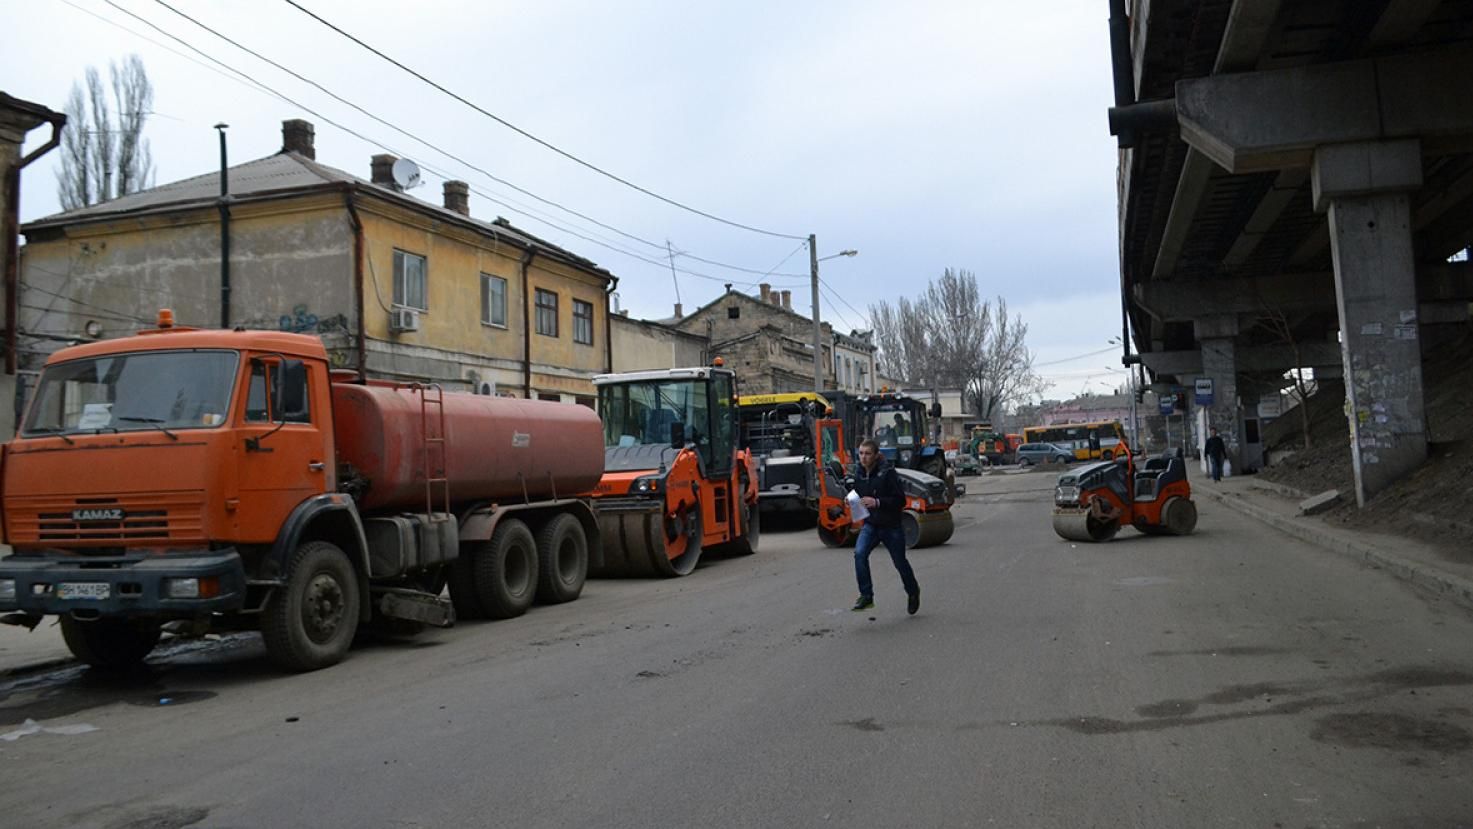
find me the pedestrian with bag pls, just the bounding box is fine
[848,438,921,614]
[1205,427,1226,482]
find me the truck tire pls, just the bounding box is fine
[722,495,760,556]
[60,616,161,670]
[447,546,487,621]
[262,540,361,672]
[475,518,539,619]
[535,513,588,605]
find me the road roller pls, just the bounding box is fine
[589,361,760,577]
[1051,451,1197,542]
[812,416,955,549]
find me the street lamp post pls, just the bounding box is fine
[808,236,858,394]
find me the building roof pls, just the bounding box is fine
[676,286,830,333]
[23,150,610,278]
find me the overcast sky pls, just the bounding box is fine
[6,0,1133,400]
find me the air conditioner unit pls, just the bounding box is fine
[389,308,420,332]
[477,381,495,396]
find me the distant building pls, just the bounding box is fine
[672,283,834,395]
[832,329,877,393]
[610,312,707,372]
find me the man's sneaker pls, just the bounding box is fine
[907,589,921,615]
[851,596,875,611]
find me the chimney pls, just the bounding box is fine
[759,283,771,303]
[282,119,315,159]
[673,302,683,319]
[781,290,792,310]
[371,154,398,187]
[443,180,470,216]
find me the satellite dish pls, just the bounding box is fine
[390,158,421,191]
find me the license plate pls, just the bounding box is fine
[56,582,111,600]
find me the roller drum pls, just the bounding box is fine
[903,510,954,548]
[1053,509,1120,542]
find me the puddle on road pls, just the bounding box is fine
[1114,576,1173,587]
[1311,712,1473,754]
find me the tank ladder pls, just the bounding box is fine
[415,383,451,520]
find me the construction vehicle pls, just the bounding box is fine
[0,311,605,672]
[736,392,828,519]
[590,361,760,577]
[812,414,955,549]
[1051,450,1198,541]
[822,389,954,491]
[963,421,1012,465]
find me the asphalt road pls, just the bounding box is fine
[3,470,1472,829]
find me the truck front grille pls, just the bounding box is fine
[8,492,206,545]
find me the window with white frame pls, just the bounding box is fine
[573,299,594,345]
[393,249,427,310]
[481,273,507,327]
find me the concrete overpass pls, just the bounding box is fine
[1108,0,1473,505]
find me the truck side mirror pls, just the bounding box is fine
[273,359,309,421]
[669,421,686,449]
[929,402,942,419]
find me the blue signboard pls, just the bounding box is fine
[1194,378,1214,406]
[1159,398,1175,415]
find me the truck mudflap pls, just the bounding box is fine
[0,549,248,618]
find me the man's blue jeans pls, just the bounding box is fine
[854,523,919,600]
[1209,455,1223,482]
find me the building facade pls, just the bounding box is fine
[831,329,876,393]
[672,284,833,395]
[18,119,614,403]
[610,312,707,372]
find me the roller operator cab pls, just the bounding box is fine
[591,364,759,577]
[736,393,828,519]
[823,389,954,496]
[0,311,604,672]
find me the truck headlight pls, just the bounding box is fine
[0,579,15,601]
[165,577,220,599]
[634,477,662,493]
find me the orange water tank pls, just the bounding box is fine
[331,383,604,513]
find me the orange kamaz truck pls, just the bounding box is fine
[0,311,608,672]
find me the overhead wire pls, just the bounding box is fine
[280,0,808,241]
[153,0,809,278]
[100,1,805,291]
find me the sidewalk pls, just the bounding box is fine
[0,616,72,677]
[1196,474,1473,611]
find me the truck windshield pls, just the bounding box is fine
[870,404,917,449]
[600,380,710,450]
[22,350,239,437]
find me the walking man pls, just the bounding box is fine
[1205,427,1226,482]
[849,438,921,614]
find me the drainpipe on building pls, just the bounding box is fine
[214,123,231,329]
[520,248,536,398]
[4,111,64,375]
[604,273,618,374]
[343,188,367,382]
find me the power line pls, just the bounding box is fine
[101,1,805,292]
[1032,345,1119,367]
[154,0,812,278]
[280,0,807,241]
[817,274,871,329]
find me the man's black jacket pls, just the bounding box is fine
[851,460,905,528]
[1205,435,1226,460]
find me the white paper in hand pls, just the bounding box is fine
[845,489,869,523]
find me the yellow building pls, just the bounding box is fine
[19,119,614,403]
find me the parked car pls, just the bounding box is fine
[1015,442,1074,466]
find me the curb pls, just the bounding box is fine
[1199,487,1473,612]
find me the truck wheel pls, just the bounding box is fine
[262,541,361,672]
[475,518,539,619]
[818,523,855,548]
[60,616,161,670]
[447,546,487,621]
[535,513,588,605]
[723,496,760,556]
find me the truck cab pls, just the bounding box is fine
[0,312,345,669]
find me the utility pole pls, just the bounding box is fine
[215,123,231,329]
[809,233,822,394]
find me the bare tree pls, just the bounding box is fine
[869,268,1044,420]
[56,55,155,211]
[1255,303,1314,449]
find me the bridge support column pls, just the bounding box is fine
[1313,139,1427,506]
[1194,315,1242,477]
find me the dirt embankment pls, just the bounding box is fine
[1258,330,1473,556]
